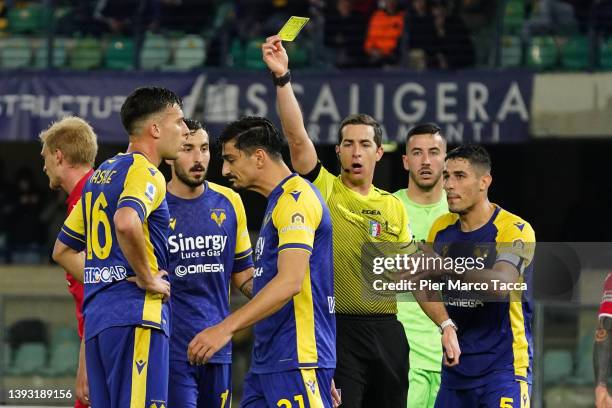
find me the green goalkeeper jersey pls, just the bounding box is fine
[393,188,448,372]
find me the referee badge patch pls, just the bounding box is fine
[369,220,381,237]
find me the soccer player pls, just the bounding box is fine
[166,118,254,407]
[262,35,459,408]
[394,123,448,408]
[186,116,337,407]
[594,273,612,408]
[427,145,536,408]
[52,86,188,407]
[40,116,98,407]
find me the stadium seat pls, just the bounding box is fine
[171,35,206,70]
[244,38,267,70]
[569,333,594,384]
[543,350,573,384]
[527,36,558,69]
[140,33,171,70]
[3,343,11,373]
[105,37,135,70]
[69,37,103,70]
[50,325,79,348]
[0,37,33,69]
[503,0,524,35]
[285,41,309,68]
[33,37,68,69]
[7,3,45,34]
[43,342,79,376]
[601,38,612,70]
[7,342,47,375]
[7,319,48,354]
[229,39,245,68]
[561,36,589,70]
[501,36,522,67]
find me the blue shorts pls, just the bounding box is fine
[168,360,232,408]
[85,326,168,408]
[435,378,531,408]
[241,368,334,408]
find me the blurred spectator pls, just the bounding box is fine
[406,0,437,66]
[523,0,578,37]
[324,0,368,67]
[457,0,497,65]
[8,167,44,264]
[592,0,612,36]
[55,0,106,36]
[364,0,406,67]
[93,0,161,34]
[0,0,7,31]
[160,0,216,33]
[0,158,13,263]
[431,0,475,69]
[40,190,67,264]
[352,0,378,17]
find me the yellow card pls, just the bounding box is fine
[278,16,310,41]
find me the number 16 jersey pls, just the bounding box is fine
[58,152,170,341]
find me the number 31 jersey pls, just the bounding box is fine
[58,152,170,341]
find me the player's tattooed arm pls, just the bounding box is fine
[594,316,612,387]
[232,268,255,299]
[239,277,254,299]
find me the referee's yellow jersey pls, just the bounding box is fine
[307,163,415,315]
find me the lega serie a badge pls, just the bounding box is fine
[369,220,381,237]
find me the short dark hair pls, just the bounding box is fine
[218,116,284,160]
[446,144,492,173]
[120,86,183,135]
[338,114,383,147]
[184,118,204,133]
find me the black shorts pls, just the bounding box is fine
[334,314,409,408]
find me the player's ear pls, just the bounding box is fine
[481,173,492,191]
[254,148,266,169]
[164,159,174,167]
[54,148,63,165]
[375,145,384,162]
[401,154,410,171]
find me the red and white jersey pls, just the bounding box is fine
[599,272,612,318]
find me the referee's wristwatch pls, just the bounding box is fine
[272,70,291,87]
[439,319,458,334]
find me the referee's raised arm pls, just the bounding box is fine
[262,35,318,175]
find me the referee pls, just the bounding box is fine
[262,35,459,408]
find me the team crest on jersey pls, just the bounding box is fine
[148,167,157,176]
[306,379,317,394]
[369,220,381,237]
[514,222,525,231]
[145,182,156,201]
[291,213,305,224]
[169,218,177,230]
[211,209,226,227]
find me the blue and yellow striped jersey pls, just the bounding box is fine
[167,181,253,364]
[428,205,536,389]
[58,152,170,340]
[251,174,336,374]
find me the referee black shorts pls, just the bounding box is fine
[334,314,409,408]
